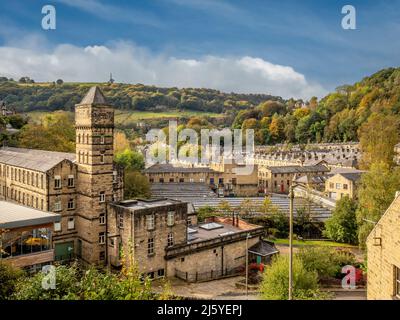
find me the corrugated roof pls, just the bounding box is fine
[0,147,75,172]
[144,163,216,174]
[0,201,61,229]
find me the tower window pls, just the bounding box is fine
[54,200,62,212]
[99,213,106,225]
[68,217,75,230]
[99,192,106,203]
[99,232,106,244]
[167,232,174,247]
[100,135,105,144]
[67,198,75,210]
[100,153,105,164]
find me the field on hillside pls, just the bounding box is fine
[26,110,223,126]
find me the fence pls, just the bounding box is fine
[175,266,245,283]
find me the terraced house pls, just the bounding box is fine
[0,86,124,266]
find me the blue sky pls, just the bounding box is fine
[0,0,399,99]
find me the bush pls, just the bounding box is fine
[298,247,357,279]
[0,262,24,300]
[260,255,328,300]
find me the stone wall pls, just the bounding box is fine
[367,195,400,300]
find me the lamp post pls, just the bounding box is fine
[288,184,294,300]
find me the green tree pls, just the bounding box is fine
[324,196,358,244]
[260,255,326,300]
[124,170,151,199]
[356,162,400,246]
[197,206,217,222]
[115,148,145,171]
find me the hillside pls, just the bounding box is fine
[0,78,284,114]
[1,67,400,147]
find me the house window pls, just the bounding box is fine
[118,213,124,229]
[147,238,154,255]
[99,251,105,261]
[218,178,224,184]
[99,213,106,225]
[167,211,175,227]
[146,214,155,230]
[67,217,75,230]
[157,269,165,278]
[336,183,342,189]
[167,232,174,247]
[67,175,74,187]
[149,178,154,183]
[329,182,334,188]
[396,266,400,298]
[109,238,115,247]
[232,178,237,185]
[54,200,62,212]
[67,198,75,210]
[210,178,214,185]
[99,232,106,244]
[343,184,348,190]
[199,178,205,183]
[54,176,62,189]
[159,178,164,183]
[54,222,61,232]
[179,178,184,183]
[99,192,105,203]
[169,178,174,182]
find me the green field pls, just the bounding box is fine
[272,239,357,248]
[114,110,223,125]
[26,110,223,126]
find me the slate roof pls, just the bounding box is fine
[0,201,61,229]
[248,240,279,257]
[144,163,216,174]
[79,86,107,105]
[338,172,364,182]
[151,183,218,200]
[0,147,75,172]
[267,164,329,174]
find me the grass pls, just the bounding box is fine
[26,110,223,126]
[271,239,357,248]
[114,109,223,124]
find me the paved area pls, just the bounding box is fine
[153,276,261,300]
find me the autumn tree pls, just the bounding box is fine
[358,113,400,169]
[356,162,400,246]
[17,112,75,152]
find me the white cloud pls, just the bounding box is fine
[0,40,327,99]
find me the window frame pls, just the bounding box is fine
[146,214,155,231]
[147,238,154,255]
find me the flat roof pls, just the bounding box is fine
[0,201,61,229]
[188,217,262,243]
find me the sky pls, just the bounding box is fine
[0,0,399,99]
